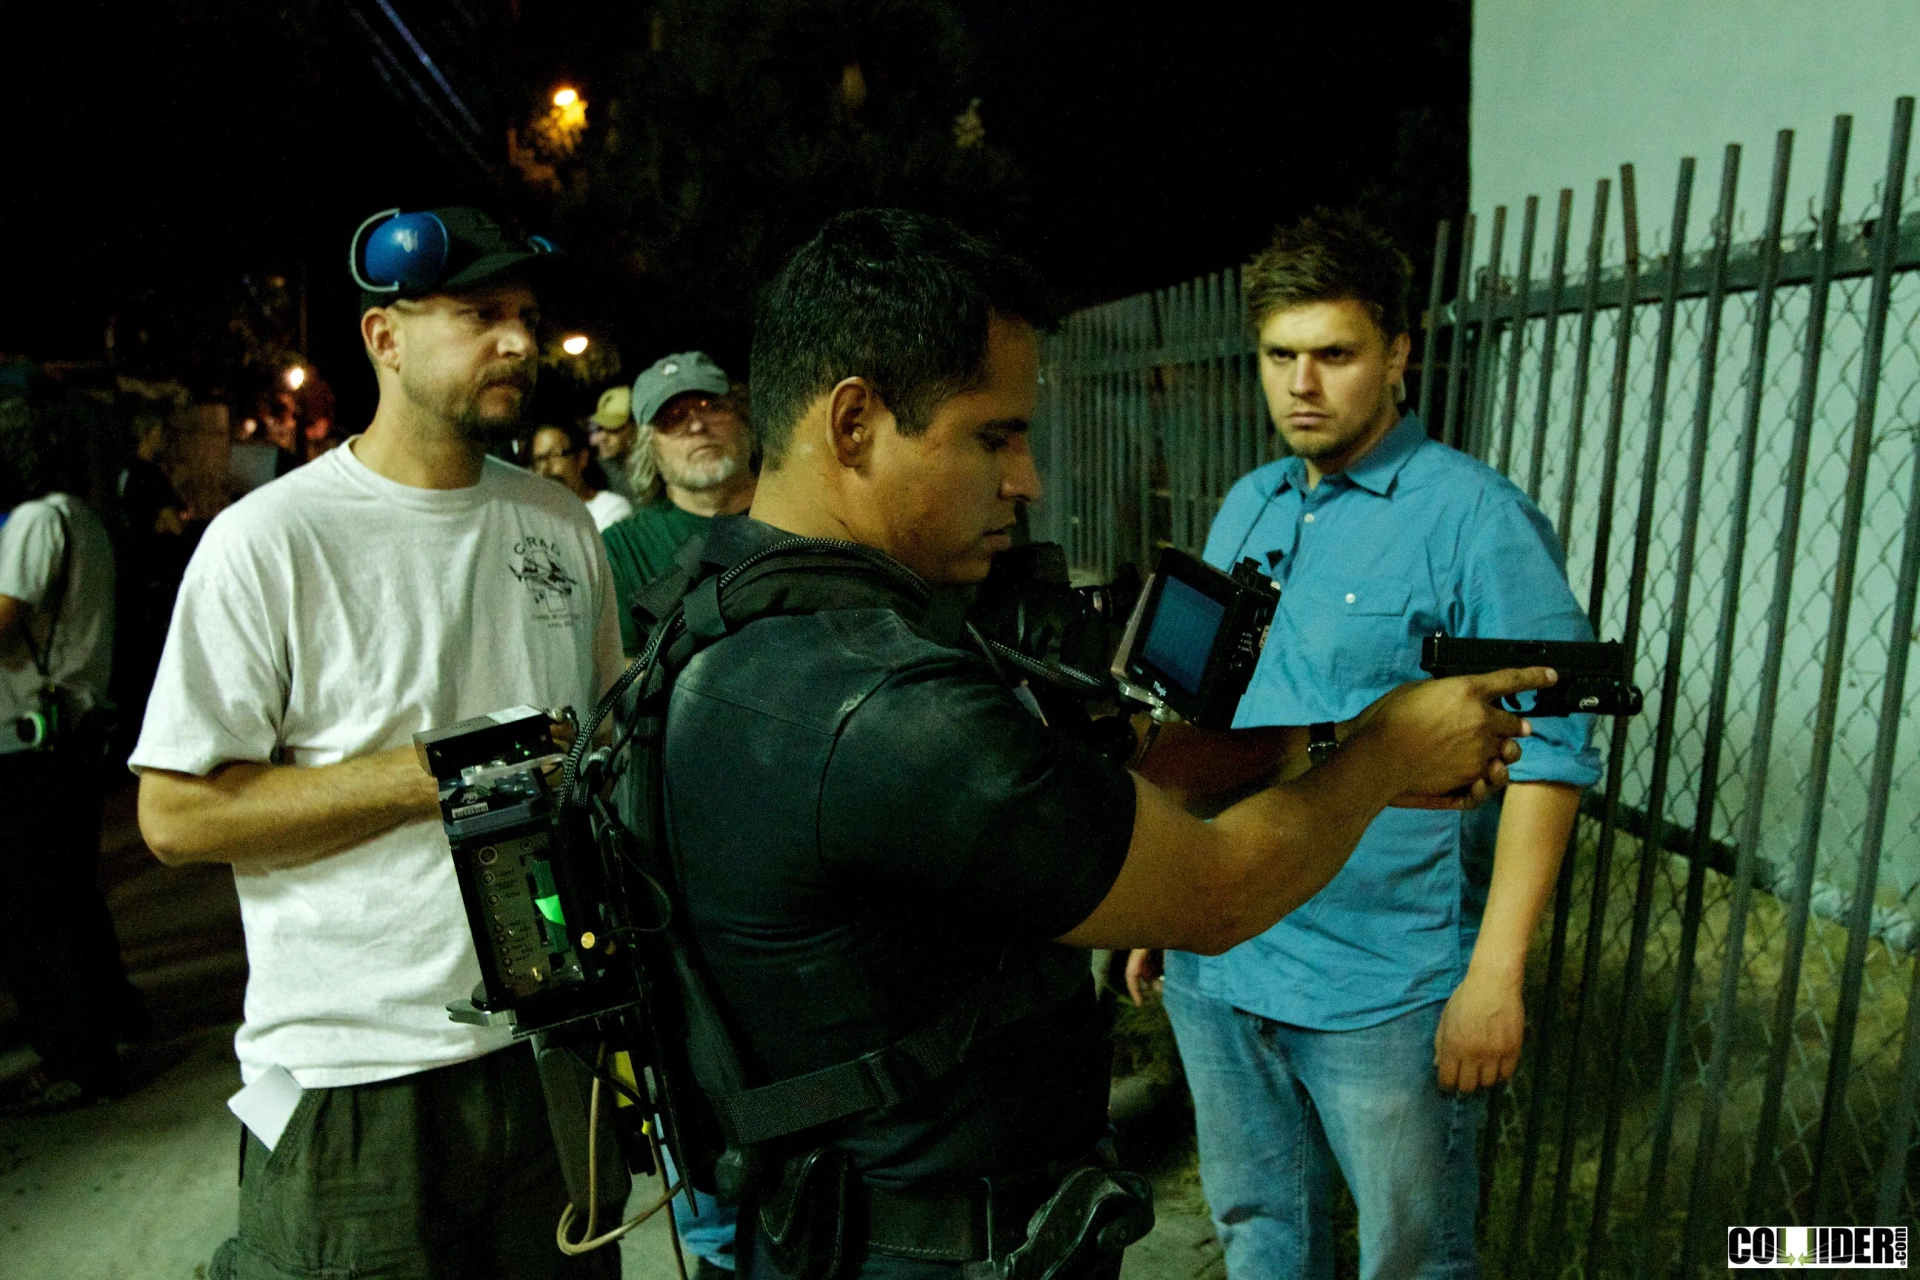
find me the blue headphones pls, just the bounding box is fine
[350,209,449,294]
[349,207,562,295]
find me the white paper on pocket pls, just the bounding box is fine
[227,1065,304,1152]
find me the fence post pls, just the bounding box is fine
[1544,161,1641,1277]
[1624,142,1742,1279]
[1526,190,1573,501]
[1745,113,1858,1227]
[1808,94,1915,1223]
[1496,195,1538,475]
[1554,179,1612,555]
[1419,219,1452,430]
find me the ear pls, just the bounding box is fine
[1386,330,1412,385]
[362,307,402,373]
[824,377,894,471]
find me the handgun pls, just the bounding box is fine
[1419,635,1645,717]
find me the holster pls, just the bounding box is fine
[990,1166,1155,1280]
[758,1150,1153,1280]
[760,1147,854,1280]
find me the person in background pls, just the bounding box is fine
[0,368,146,1112]
[531,421,634,530]
[585,384,638,501]
[131,205,619,1280]
[600,351,757,654]
[1128,210,1600,1280]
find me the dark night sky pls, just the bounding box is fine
[1,0,1466,423]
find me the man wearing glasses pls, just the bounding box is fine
[601,351,758,647]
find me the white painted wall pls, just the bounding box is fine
[1472,0,1920,243]
[1470,1,1920,921]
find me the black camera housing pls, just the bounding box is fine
[415,708,633,1033]
[1111,548,1280,730]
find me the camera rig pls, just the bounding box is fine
[419,537,1642,1269]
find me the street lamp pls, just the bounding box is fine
[561,335,589,356]
[286,365,307,390]
[553,87,579,108]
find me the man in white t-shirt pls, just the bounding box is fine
[0,376,145,1112]
[131,206,623,1280]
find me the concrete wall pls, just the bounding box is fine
[1472,0,1920,240]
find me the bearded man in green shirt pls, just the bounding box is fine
[600,351,757,654]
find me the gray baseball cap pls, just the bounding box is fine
[631,351,731,427]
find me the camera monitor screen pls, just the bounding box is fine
[1139,576,1227,697]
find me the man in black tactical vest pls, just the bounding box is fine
[647,209,1555,1279]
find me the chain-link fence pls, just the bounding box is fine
[1030,99,1920,1277]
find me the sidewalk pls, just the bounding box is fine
[0,785,1223,1279]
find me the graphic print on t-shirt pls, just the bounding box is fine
[509,533,585,627]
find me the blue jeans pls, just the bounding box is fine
[658,1137,739,1269]
[1162,979,1484,1280]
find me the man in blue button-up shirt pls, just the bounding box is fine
[1131,213,1600,1279]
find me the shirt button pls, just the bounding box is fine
[1303,513,1316,523]
[1346,592,1356,604]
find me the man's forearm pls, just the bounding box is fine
[1464,781,1583,983]
[139,745,440,871]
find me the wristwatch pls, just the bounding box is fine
[1307,721,1340,767]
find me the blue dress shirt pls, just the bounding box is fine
[1163,414,1603,1030]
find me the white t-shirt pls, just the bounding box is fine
[0,494,116,740]
[585,487,634,531]
[130,440,623,1087]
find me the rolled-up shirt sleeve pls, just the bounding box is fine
[1450,490,1604,789]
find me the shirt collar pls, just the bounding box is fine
[1273,412,1427,499]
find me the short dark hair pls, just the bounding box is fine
[749,209,1048,466]
[1244,209,1413,340]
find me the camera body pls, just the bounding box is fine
[967,543,1279,733]
[415,707,634,1034]
[1110,549,1280,729]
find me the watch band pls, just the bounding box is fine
[1307,721,1340,766]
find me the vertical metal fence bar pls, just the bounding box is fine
[1545,162,1640,1276]
[1674,130,1796,1276]
[1463,205,1508,454]
[1639,135,1790,1280]
[1128,297,1144,568]
[1206,271,1225,529]
[1623,144,1741,1280]
[1104,305,1119,579]
[1809,94,1914,1221]
[1674,120,1826,1272]
[1166,286,1183,553]
[1526,190,1573,501]
[1555,178,1612,552]
[1443,213,1478,447]
[1747,112,1859,1226]
[1062,316,1079,565]
[1420,219,1452,430]
[1878,949,1920,1223]
[1506,176,1609,1274]
[1580,163,1641,626]
[1585,155,1695,1273]
[1497,194,1539,475]
[1665,132,1791,1272]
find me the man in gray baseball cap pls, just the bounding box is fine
[602,351,758,654]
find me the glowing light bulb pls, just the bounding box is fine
[561,335,589,356]
[286,366,307,390]
[553,87,578,108]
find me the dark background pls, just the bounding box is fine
[0,0,1468,428]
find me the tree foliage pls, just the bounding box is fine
[532,0,1028,370]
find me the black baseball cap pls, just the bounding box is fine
[355,205,562,313]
